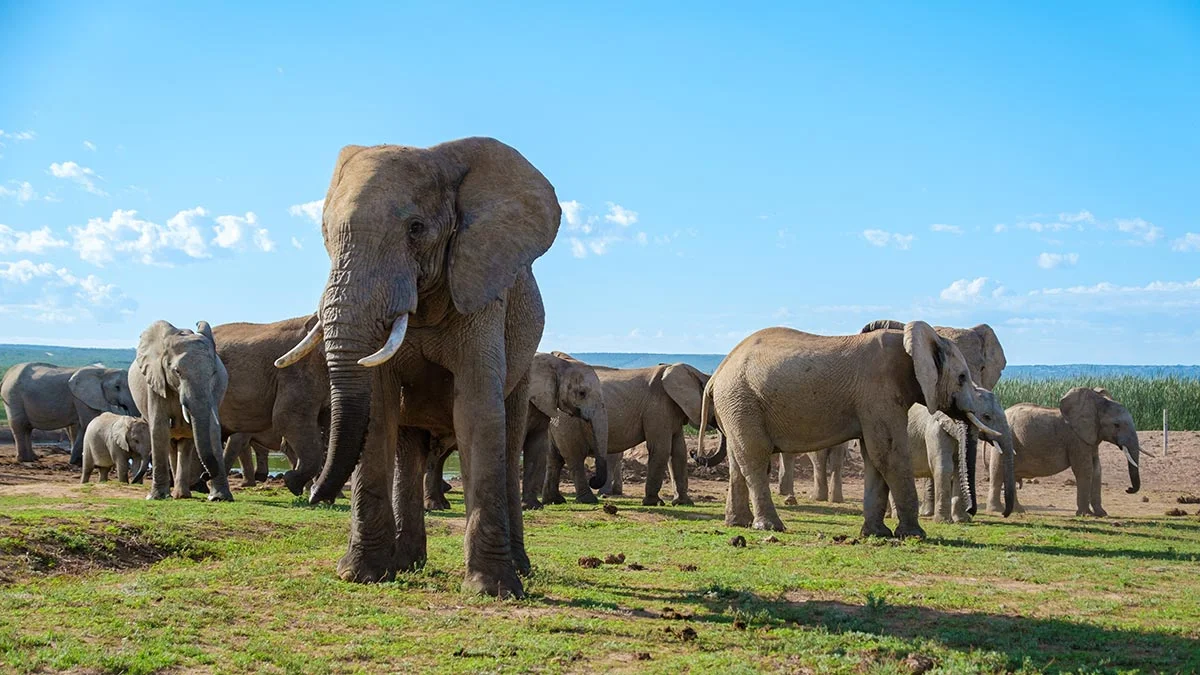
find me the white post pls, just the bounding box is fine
[1163,409,1168,457]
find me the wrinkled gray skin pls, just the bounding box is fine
[552,363,711,506]
[1,363,138,464]
[273,138,560,598]
[425,351,609,510]
[129,320,232,501]
[214,316,330,495]
[776,443,849,505]
[81,413,151,483]
[696,322,1003,538]
[991,387,1142,516]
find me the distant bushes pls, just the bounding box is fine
[995,376,1200,431]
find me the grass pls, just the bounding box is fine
[995,376,1200,430]
[1,484,1198,673]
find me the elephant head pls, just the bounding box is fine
[274,138,560,503]
[933,388,1016,517]
[135,320,231,499]
[69,367,139,416]
[532,352,609,489]
[863,320,1006,390]
[1060,387,1143,493]
[113,416,152,482]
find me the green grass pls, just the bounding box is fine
[995,376,1200,430]
[1,485,1198,673]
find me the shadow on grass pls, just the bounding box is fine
[548,581,1199,673]
[930,536,1199,562]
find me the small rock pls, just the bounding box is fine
[602,503,619,515]
[903,653,935,674]
[635,652,651,661]
[1165,508,1188,517]
[604,553,626,564]
[1142,496,1150,503]
[627,562,646,571]
[729,535,747,548]
[762,535,780,543]
[733,619,747,630]
[578,556,602,568]
[1063,479,1076,487]
[678,563,698,572]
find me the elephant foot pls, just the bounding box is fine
[462,566,524,599]
[424,496,451,511]
[952,513,973,524]
[919,504,935,518]
[986,500,1004,513]
[860,521,895,539]
[815,493,829,502]
[240,478,257,488]
[642,496,666,506]
[932,513,952,524]
[512,549,532,577]
[395,541,427,573]
[545,493,567,506]
[894,523,927,540]
[598,487,622,497]
[441,479,452,493]
[282,471,309,497]
[337,548,397,584]
[171,487,191,499]
[783,495,798,506]
[831,493,844,504]
[753,516,786,532]
[146,487,171,500]
[521,498,543,511]
[207,489,234,502]
[254,472,270,484]
[672,496,694,506]
[725,512,753,528]
[576,492,598,505]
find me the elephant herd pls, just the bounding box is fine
[0,137,1150,598]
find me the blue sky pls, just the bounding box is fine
[1,2,1198,364]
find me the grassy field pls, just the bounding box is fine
[1,484,1198,674]
[995,377,1200,431]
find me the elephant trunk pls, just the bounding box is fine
[694,434,727,467]
[586,410,609,490]
[182,398,232,500]
[131,454,149,484]
[955,422,978,516]
[1122,440,1141,494]
[311,340,374,504]
[999,433,1016,517]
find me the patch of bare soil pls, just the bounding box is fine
[0,517,210,583]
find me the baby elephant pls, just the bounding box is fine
[82,413,151,483]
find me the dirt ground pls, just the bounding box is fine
[3,431,1199,518]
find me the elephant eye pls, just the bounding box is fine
[408,220,426,237]
[958,373,967,385]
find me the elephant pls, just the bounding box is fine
[271,137,560,598]
[776,443,849,505]
[213,316,331,495]
[424,351,609,510]
[989,387,1145,517]
[550,362,712,506]
[129,319,233,501]
[81,412,151,483]
[694,321,1010,538]
[1,363,138,464]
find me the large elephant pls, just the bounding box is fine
[81,412,151,483]
[775,321,1010,507]
[551,362,711,506]
[129,320,233,501]
[990,387,1144,516]
[1,363,138,463]
[213,316,330,495]
[426,351,608,510]
[272,137,560,598]
[695,321,1007,538]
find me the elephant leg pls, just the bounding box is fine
[830,445,845,503]
[811,450,829,502]
[878,436,925,539]
[115,448,130,483]
[668,431,692,506]
[778,453,796,505]
[986,445,1005,512]
[172,440,193,499]
[12,419,37,463]
[424,445,452,511]
[223,433,254,487]
[70,413,93,466]
[146,401,173,499]
[81,449,94,483]
[601,452,624,496]
[859,439,894,539]
[1069,453,1095,517]
[275,403,324,497]
[455,373,522,598]
[642,435,670,506]
[254,443,271,483]
[542,448,567,505]
[521,419,548,510]
[98,466,111,482]
[1090,454,1106,517]
[567,445,597,504]
[338,376,399,584]
[724,443,753,527]
[504,381,532,576]
[743,449,783,531]
[393,427,429,573]
[931,445,955,523]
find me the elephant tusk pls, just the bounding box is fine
[966,412,1001,439]
[181,404,192,426]
[1120,446,1139,469]
[1138,447,1158,459]
[274,322,323,368]
[358,314,409,368]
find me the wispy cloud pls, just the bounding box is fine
[1036,252,1079,269]
[48,161,107,196]
[929,223,962,234]
[0,181,40,205]
[0,225,69,254]
[559,200,647,258]
[288,199,323,226]
[1114,217,1163,245]
[82,140,97,152]
[70,207,275,266]
[1172,233,1200,253]
[604,202,638,227]
[863,229,914,250]
[939,277,1004,303]
[0,260,135,323]
[213,212,274,252]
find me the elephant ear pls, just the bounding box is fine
[68,367,109,412]
[441,137,561,315]
[904,321,944,415]
[970,324,1007,390]
[528,353,561,419]
[662,364,707,425]
[112,416,132,452]
[196,321,215,345]
[1093,387,1112,399]
[134,320,176,399]
[1060,387,1101,446]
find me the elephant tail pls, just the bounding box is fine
[691,378,726,467]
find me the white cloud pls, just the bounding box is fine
[290,237,303,249]
[1059,210,1095,224]
[569,238,587,258]
[48,161,107,196]
[1036,252,1079,269]
[1018,219,1074,233]
[773,307,791,319]
[213,212,273,252]
[0,225,68,254]
[560,200,585,230]
[0,129,36,148]
[288,199,323,226]
[635,231,648,245]
[0,181,39,204]
[70,207,269,266]
[994,223,1008,233]
[929,223,962,234]
[604,202,638,227]
[939,277,1001,303]
[0,260,135,323]
[82,140,97,152]
[1114,217,1162,245]
[1172,233,1200,252]
[863,229,914,250]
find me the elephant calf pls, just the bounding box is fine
[82,413,150,483]
[990,387,1144,517]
